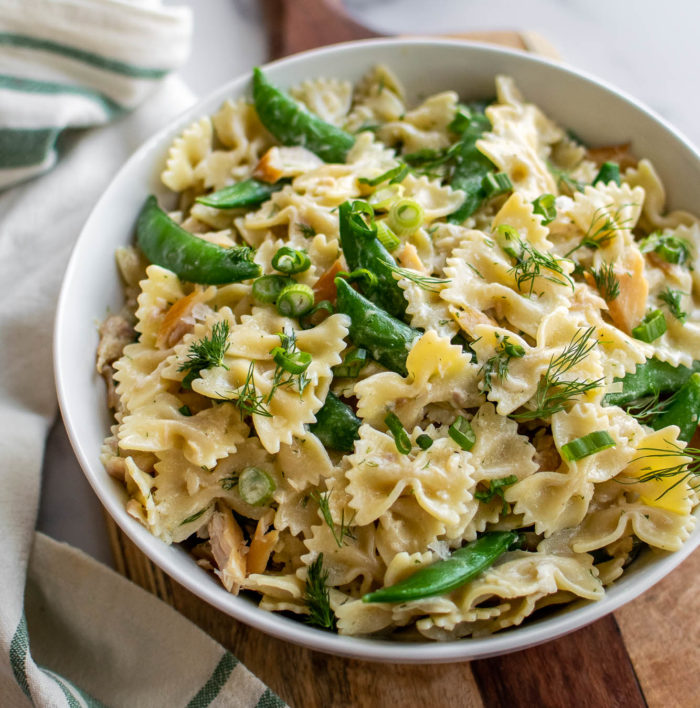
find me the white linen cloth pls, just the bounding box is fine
[0,2,284,705]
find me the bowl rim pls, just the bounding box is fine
[54,36,700,663]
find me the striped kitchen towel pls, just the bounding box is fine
[0,0,191,189]
[0,2,286,706]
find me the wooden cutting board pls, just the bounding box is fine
[106,2,699,705]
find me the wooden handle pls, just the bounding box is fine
[261,0,380,59]
[259,0,559,60]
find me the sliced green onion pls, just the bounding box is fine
[276,283,315,318]
[270,346,312,374]
[592,161,621,186]
[532,194,557,225]
[482,172,513,198]
[358,163,410,187]
[448,103,491,134]
[474,475,518,514]
[632,309,667,343]
[449,415,476,451]
[178,405,192,417]
[560,430,616,462]
[333,347,368,378]
[375,220,401,251]
[385,411,411,455]
[369,184,403,211]
[299,300,334,330]
[271,246,311,274]
[238,467,276,506]
[252,274,294,303]
[448,106,472,135]
[639,232,691,266]
[416,434,433,450]
[657,239,689,265]
[346,200,377,239]
[502,338,526,359]
[495,224,521,259]
[387,198,424,237]
[336,268,378,288]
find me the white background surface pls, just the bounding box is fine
[38,0,700,566]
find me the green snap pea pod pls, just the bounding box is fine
[308,392,361,453]
[335,277,419,376]
[447,112,497,224]
[136,196,261,284]
[362,531,518,603]
[650,372,700,442]
[604,357,700,408]
[338,200,407,319]
[195,178,286,209]
[252,67,355,164]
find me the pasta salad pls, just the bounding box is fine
[98,65,700,640]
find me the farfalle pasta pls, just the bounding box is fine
[98,64,699,641]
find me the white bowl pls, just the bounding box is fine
[55,38,700,663]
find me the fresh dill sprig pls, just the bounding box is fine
[384,263,451,293]
[587,261,620,301]
[565,203,636,258]
[481,334,526,392]
[219,475,238,491]
[513,327,603,420]
[625,389,669,423]
[547,161,585,194]
[658,287,687,322]
[178,320,230,388]
[499,226,573,295]
[474,474,518,514]
[304,554,336,630]
[232,361,272,418]
[626,441,700,498]
[403,144,459,179]
[311,490,356,548]
[297,223,316,238]
[467,263,485,279]
[179,506,209,526]
[268,326,311,401]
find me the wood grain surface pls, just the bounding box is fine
[106,2,699,706]
[107,515,698,708]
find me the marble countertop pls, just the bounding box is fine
[37,0,700,566]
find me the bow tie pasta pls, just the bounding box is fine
[98,64,699,641]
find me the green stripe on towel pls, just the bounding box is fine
[43,670,82,708]
[9,615,31,698]
[0,127,59,168]
[0,74,124,115]
[0,32,169,79]
[256,687,287,707]
[186,652,239,707]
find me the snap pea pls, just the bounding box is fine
[604,357,700,408]
[308,392,361,453]
[252,67,355,164]
[362,531,518,603]
[335,277,419,376]
[447,111,496,224]
[650,372,700,442]
[338,200,407,319]
[136,196,261,284]
[195,178,285,209]
[332,347,368,378]
[592,161,621,187]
